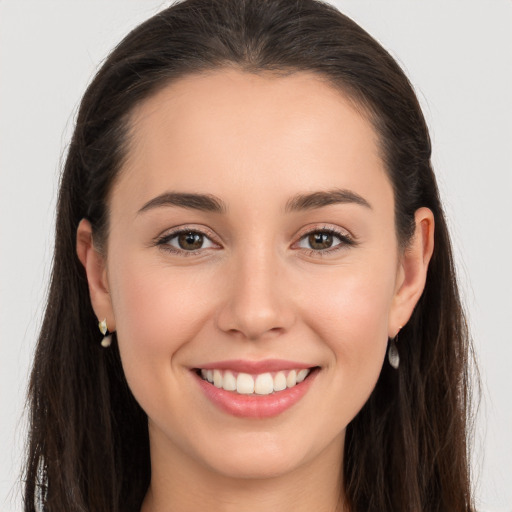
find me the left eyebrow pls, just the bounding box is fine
[284,188,372,213]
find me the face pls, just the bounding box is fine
[80,69,429,482]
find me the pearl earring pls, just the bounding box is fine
[98,318,112,348]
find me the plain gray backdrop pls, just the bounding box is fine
[1,1,511,511]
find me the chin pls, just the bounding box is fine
[206,452,302,481]
[191,431,309,480]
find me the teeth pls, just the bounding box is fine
[213,369,223,388]
[223,370,236,391]
[296,369,309,383]
[236,373,254,394]
[254,373,274,395]
[199,368,312,395]
[274,371,287,391]
[286,370,297,388]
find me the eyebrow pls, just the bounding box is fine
[137,188,371,216]
[285,188,372,212]
[138,192,227,215]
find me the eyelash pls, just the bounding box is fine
[155,227,220,257]
[154,226,356,257]
[295,226,357,257]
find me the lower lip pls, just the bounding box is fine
[194,369,318,419]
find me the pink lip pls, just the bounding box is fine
[196,359,313,374]
[193,364,319,419]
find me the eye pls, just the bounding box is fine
[157,229,218,254]
[295,228,354,253]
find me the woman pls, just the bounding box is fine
[23,0,476,510]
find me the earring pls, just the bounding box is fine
[388,330,401,370]
[98,318,112,348]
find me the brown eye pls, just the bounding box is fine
[177,232,204,250]
[308,232,333,250]
[296,228,354,254]
[159,229,217,253]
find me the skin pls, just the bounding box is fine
[77,69,434,512]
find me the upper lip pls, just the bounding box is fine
[194,359,316,374]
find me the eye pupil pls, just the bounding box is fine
[309,232,333,250]
[178,232,203,250]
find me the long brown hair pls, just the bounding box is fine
[24,1,477,510]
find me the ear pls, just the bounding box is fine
[388,207,434,337]
[76,219,116,331]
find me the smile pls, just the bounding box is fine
[193,361,319,418]
[198,368,311,395]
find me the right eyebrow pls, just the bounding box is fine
[137,192,227,215]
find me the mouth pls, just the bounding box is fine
[192,362,320,418]
[195,367,315,395]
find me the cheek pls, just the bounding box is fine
[298,258,395,405]
[106,254,217,397]
[304,259,394,341]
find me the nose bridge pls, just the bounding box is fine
[216,240,294,340]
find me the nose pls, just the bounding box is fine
[215,248,295,341]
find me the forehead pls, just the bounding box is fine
[127,68,375,151]
[116,68,389,211]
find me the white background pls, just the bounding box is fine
[1,1,510,511]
